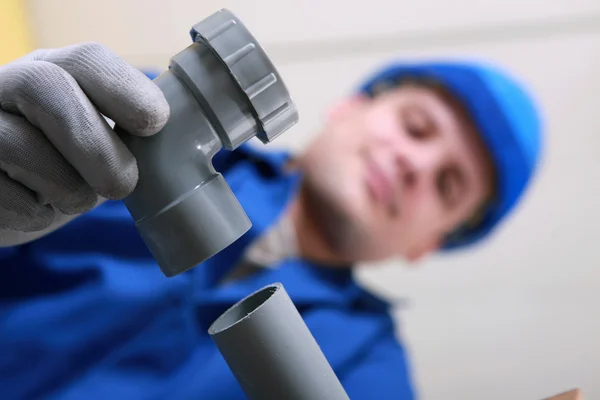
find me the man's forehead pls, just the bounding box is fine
[360,78,490,162]
[369,80,473,124]
[367,79,458,110]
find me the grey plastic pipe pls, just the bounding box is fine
[208,282,350,400]
[115,9,298,277]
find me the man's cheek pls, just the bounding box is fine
[366,112,401,140]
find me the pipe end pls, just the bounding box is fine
[208,283,282,335]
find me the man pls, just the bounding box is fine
[0,43,542,399]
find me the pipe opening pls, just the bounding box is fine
[209,283,280,335]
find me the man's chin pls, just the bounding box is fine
[301,185,371,262]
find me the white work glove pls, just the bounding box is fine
[0,42,170,246]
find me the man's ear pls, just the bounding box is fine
[326,95,367,121]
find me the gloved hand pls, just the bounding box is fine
[0,42,169,242]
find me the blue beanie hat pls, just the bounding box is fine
[358,61,544,249]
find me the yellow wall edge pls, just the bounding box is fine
[0,0,34,65]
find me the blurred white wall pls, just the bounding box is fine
[26,1,600,399]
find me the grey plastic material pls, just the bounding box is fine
[117,9,298,277]
[190,11,298,145]
[208,283,350,400]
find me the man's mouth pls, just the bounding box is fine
[364,157,399,216]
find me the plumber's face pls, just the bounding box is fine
[297,83,494,263]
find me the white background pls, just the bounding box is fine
[26,1,600,398]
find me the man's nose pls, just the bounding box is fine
[395,155,417,189]
[395,145,443,190]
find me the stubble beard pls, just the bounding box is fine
[299,180,371,263]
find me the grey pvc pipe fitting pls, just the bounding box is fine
[116,9,298,277]
[208,283,350,400]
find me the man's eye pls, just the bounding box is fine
[438,170,450,197]
[403,106,433,140]
[438,168,463,208]
[406,122,427,139]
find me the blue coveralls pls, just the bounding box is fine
[0,144,416,399]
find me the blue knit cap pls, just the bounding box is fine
[358,61,544,249]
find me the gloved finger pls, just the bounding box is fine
[26,43,169,137]
[0,109,98,215]
[0,171,54,232]
[0,61,139,200]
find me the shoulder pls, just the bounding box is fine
[341,287,416,399]
[297,277,416,400]
[339,326,416,400]
[312,301,416,400]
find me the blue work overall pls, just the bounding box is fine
[0,144,416,400]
